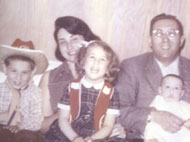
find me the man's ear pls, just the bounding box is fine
[180,35,185,48]
[149,37,152,48]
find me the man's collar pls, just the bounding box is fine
[154,57,179,68]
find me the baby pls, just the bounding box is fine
[144,74,190,142]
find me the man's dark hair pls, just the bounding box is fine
[150,13,184,36]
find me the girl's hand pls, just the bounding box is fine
[109,123,126,138]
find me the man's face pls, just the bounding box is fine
[150,19,184,65]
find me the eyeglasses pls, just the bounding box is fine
[152,29,180,39]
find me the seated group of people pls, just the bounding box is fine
[1,13,190,142]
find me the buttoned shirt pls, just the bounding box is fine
[0,81,43,131]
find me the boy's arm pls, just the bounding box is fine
[88,113,115,141]
[59,108,84,142]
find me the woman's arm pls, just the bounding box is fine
[89,113,115,140]
[39,71,58,133]
[58,109,84,142]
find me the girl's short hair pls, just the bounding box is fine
[76,40,120,83]
[4,55,35,70]
[54,16,100,61]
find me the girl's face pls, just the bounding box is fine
[57,28,85,62]
[5,59,34,90]
[159,76,184,102]
[83,46,109,84]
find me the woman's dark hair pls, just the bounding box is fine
[54,16,100,61]
[76,40,120,83]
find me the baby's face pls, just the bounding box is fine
[159,76,184,102]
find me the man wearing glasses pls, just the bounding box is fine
[116,13,190,140]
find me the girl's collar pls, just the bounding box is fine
[81,76,104,90]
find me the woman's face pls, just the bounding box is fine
[57,28,85,62]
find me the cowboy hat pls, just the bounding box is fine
[12,38,35,50]
[0,44,48,75]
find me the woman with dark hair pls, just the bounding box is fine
[39,16,100,134]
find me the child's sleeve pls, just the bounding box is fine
[57,84,70,111]
[106,88,120,117]
[20,86,43,131]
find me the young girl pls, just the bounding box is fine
[57,41,120,142]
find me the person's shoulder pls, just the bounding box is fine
[0,82,9,90]
[180,56,190,65]
[24,83,42,99]
[121,52,153,66]
[25,83,41,94]
[49,62,68,76]
[0,82,9,95]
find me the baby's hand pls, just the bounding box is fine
[184,119,190,129]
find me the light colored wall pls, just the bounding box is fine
[0,0,190,62]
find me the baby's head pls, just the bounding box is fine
[159,74,184,102]
[0,45,48,90]
[76,40,119,83]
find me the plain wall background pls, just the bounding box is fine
[0,0,190,62]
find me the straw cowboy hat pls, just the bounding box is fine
[0,44,48,75]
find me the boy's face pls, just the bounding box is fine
[5,59,34,90]
[159,76,184,102]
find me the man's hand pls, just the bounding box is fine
[151,109,183,133]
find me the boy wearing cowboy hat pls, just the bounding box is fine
[0,44,48,140]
